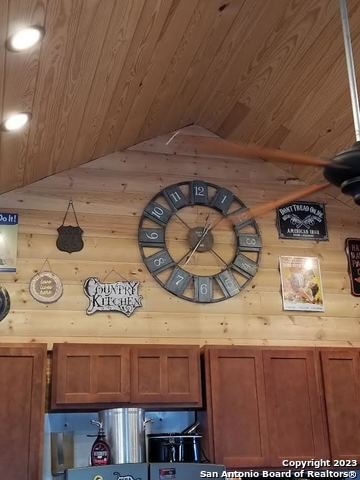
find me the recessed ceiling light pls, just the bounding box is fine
[7,26,44,52]
[2,113,31,131]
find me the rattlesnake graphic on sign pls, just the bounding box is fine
[283,213,319,228]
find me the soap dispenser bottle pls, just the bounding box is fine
[90,420,111,466]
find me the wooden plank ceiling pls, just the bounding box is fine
[0,0,359,194]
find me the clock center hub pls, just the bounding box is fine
[188,226,214,252]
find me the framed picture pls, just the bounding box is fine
[279,256,325,312]
[0,212,18,272]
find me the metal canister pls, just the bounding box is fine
[99,408,145,463]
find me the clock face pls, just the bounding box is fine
[138,181,262,303]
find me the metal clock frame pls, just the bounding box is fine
[138,180,262,303]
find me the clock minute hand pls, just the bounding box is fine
[183,223,211,266]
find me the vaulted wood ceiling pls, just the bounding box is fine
[1,0,360,194]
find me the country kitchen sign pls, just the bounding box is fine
[83,277,143,316]
[276,201,328,240]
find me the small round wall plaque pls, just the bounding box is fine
[29,271,63,304]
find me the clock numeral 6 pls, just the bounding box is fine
[194,276,213,302]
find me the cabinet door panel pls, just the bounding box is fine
[321,350,360,460]
[0,344,46,480]
[208,348,269,468]
[136,355,162,395]
[131,346,201,405]
[96,355,125,392]
[52,344,130,407]
[263,349,329,466]
[65,355,91,393]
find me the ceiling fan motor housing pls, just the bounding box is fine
[324,142,360,203]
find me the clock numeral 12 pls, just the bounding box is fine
[165,267,191,295]
[194,276,213,302]
[190,181,209,205]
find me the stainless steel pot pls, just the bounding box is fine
[147,433,202,463]
[99,408,145,463]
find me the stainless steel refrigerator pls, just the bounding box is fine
[65,463,226,480]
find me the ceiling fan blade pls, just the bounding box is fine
[173,135,330,167]
[229,183,330,224]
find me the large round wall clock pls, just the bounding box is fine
[138,180,262,303]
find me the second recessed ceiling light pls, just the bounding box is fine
[2,113,31,131]
[7,26,44,51]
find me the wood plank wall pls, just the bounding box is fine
[0,126,358,349]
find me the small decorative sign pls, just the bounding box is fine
[345,238,360,296]
[84,277,142,316]
[279,256,325,312]
[0,212,18,272]
[0,286,10,321]
[276,201,328,240]
[56,200,84,253]
[30,271,63,304]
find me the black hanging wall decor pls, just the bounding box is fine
[345,238,360,296]
[56,200,84,253]
[0,286,10,321]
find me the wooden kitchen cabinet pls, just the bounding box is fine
[51,343,201,408]
[263,349,329,466]
[51,343,131,408]
[0,344,47,480]
[200,346,329,469]
[199,347,270,468]
[320,349,360,461]
[131,345,201,406]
